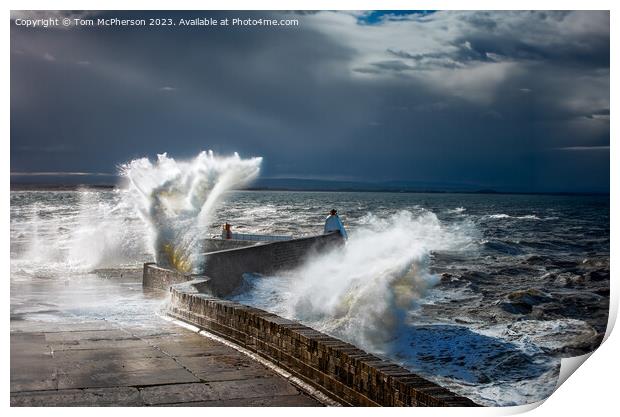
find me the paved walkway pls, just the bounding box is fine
[10,271,323,406]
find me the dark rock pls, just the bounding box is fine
[500,301,532,314]
[554,273,584,288]
[522,255,550,266]
[507,289,554,305]
[499,289,554,315]
[497,266,533,276]
[550,260,579,269]
[440,273,454,283]
[587,271,609,282]
[593,288,610,297]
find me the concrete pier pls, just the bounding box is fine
[10,271,324,406]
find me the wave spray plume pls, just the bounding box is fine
[235,210,475,353]
[120,151,262,272]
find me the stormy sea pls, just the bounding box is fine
[10,155,609,407]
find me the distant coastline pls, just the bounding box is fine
[9,182,610,197]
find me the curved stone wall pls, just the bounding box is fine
[162,275,478,407]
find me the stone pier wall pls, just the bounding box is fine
[142,262,194,290]
[167,280,478,407]
[200,233,342,296]
[144,233,343,296]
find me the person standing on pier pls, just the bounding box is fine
[324,209,348,239]
[222,222,233,239]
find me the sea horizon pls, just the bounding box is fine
[9,181,611,197]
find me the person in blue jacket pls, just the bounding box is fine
[323,209,348,240]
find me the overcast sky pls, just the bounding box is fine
[10,10,610,192]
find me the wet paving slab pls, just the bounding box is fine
[10,271,323,406]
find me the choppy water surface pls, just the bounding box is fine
[10,189,609,406]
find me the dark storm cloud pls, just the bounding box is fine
[10,10,609,192]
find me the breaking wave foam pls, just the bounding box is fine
[485,214,542,220]
[13,191,149,275]
[234,209,476,353]
[447,207,466,214]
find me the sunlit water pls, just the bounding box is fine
[10,188,609,406]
